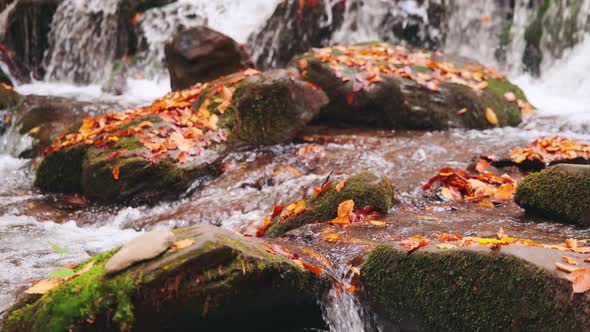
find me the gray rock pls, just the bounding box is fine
[105,230,175,275]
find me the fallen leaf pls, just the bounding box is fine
[562,256,578,265]
[369,220,386,226]
[335,179,347,192]
[171,239,195,249]
[481,15,491,24]
[564,269,590,293]
[314,180,334,196]
[503,92,517,102]
[301,261,323,276]
[437,243,457,249]
[493,183,515,200]
[565,238,578,250]
[400,236,430,252]
[485,107,498,126]
[337,200,354,218]
[321,233,340,242]
[477,199,495,208]
[456,108,468,115]
[556,262,579,273]
[112,166,120,180]
[25,278,63,295]
[256,219,271,237]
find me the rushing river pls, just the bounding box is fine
[1,0,590,329]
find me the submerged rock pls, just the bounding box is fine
[265,172,395,238]
[291,43,530,130]
[104,230,175,275]
[35,70,327,205]
[361,243,590,331]
[1,225,327,332]
[515,164,590,226]
[165,26,253,91]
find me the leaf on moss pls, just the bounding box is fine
[485,107,498,126]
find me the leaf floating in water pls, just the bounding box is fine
[49,242,69,254]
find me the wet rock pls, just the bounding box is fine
[361,243,590,331]
[35,70,328,205]
[265,172,395,238]
[0,85,23,135]
[1,225,327,332]
[248,0,345,70]
[515,164,590,226]
[165,26,253,91]
[104,230,175,275]
[290,43,528,130]
[15,95,115,158]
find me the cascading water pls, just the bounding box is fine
[2,0,590,329]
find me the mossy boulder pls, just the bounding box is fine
[35,70,328,205]
[361,243,590,331]
[290,43,528,130]
[515,164,590,225]
[265,172,395,237]
[1,225,328,332]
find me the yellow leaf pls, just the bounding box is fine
[25,278,63,295]
[477,199,494,208]
[565,238,578,250]
[369,220,386,226]
[485,107,498,126]
[29,126,41,134]
[562,256,578,265]
[456,108,468,115]
[171,239,195,250]
[437,243,457,249]
[337,200,354,218]
[335,179,347,192]
[555,262,579,273]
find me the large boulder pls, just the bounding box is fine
[290,42,530,130]
[361,243,590,331]
[265,172,395,238]
[35,70,328,205]
[515,164,590,226]
[165,26,253,91]
[1,225,328,332]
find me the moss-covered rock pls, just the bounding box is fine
[35,70,328,205]
[361,243,590,331]
[515,164,590,225]
[290,43,529,130]
[2,225,328,332]
[265,172,395,237]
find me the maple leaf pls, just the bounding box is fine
[330,200,354,225]
[400,236,430,252]
[564,269,590,293]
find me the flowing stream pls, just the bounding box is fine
[1,0,590,329]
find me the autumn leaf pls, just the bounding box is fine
[485,107,498,126]
[565,238,578,250]
[456,108,468,115]
[477,199,495,208]
[556,262,578,273]
[496,227,505,240]
[171,239,195,249]
[256,219,271,237]
[25,278,63,295]
[369,220,386,226]
[314,180,334,196]
[321,233,340,242]
[437,243,456,249]
[564,269,590,293]
[330,200,355,225]
[335,179,347,192]
[273,166,302,177]
[400,235,430,252]
[493,183,515,200]
[504,92,517,102]
[562,256,578,265]
[112,166,120,180]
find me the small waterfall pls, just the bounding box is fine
[322,286,368,332]
[43,0,120,84]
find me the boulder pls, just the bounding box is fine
[165,26,253,91]
[1,225,328,332]
[515,164,590,226]
[35,70,328,205]
[104,230,175,275]
[290,42,529,130]
[265,172,395,238]
[0,85,24,136]
[361,243,590,331]
[248,0,345,70]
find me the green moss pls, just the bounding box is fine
[35,144,89,194]
[515,167,590,225]
[361,245,581,331]
[266,172,395,237]
[4,249,138,332]
[0,85,23,111]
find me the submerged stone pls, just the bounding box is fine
[515,164,590,226]
[265,172,395,237]
[291,43,530,130]
[1,225,327,332]
[104,230,175,275]
[361,243,590,331]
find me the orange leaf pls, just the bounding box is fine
[565,238,578,250]
[178,151,188,163]
[314,180,334,196]
[562,256,578,265]
[112,166,120,180]
[400,235,430,252]
[335,179,347,192]
[564,269,590,293]
[243,68,259,76]
[171,239,195,249]
[337,200,354,218]
[493,183,515,200]
[477,199,494,208]
[25,278,63,295]
[321,233,340,242]
[556,262,578,273]
[301,261,323,276]
[456,108,468,115]
[485,107,498,126]
[256,219,272,237]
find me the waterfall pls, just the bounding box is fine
[43,0,120,84]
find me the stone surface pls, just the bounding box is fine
[104,230,175,275]
[265,172,395,237]
[165,26,252,90]
[515,164,590,225]
[361,242,590,331]
[2,225,327,332]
